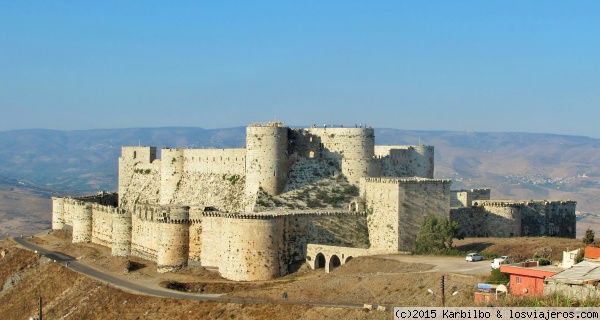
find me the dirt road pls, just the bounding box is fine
[376,254,492,275]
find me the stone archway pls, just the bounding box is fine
[345,256,353,264]
[314,253,326,270]
[327,254,341,273]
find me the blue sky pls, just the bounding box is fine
[1,1,600,137]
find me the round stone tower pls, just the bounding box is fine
[412,145,434,178]
[156,205,190,273]
[307,127,376,185]
[245,122,289,199]
[338,128,377,185]
[220,216,284,281]
[111,208,132,257]
[160,148,184,205]
[52,197,65,230]
[72,202,93,243]
[481,202,522,237]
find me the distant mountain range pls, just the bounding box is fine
[0,126,599,237]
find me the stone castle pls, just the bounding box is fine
[51,122,576,281]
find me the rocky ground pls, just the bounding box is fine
[0,232,591,319]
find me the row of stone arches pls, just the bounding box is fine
[311,252,353,273]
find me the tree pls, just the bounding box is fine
[583,228,595,245]
[489,268,510,284]
[413,214,463,254]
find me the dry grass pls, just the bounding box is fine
[1,235,596,319]
[454,237,584,261]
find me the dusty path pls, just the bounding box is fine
[376,254,492,275]
[12,237,385,310]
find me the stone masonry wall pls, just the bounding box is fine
[280,212,368,265]
[157,219,190,273]
[450,200,576,238]
[199,216,224,268]
[450,189,491,207]
[220,217,284,281]
[112,210,132,257]
[118,159,161,210]
[169,173,246,212]
[374,145,435,179]
[119,147,246,212]
[72,202,92,243]
[364,179,400,252]
[119,146,157,208]
[304,128,376,186]
[245,124,289,208]
[545,282,600,300]
[451,203,523,238]
[518,201,577,238]
[130,207,161,261]
[398,178,451,252]
[52,197,65,229]
[450,207,487,237]
[189,220,202,261]
[200,211,367,281]
[91,204,113,248]
[479,203,521,237]
[365,178,451,252]
[183,149,246,175]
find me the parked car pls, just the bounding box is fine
[466,253,483,262]
[491,256,511,269]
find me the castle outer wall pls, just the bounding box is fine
[116,124,436,215]
[363,177,452,252]
[50,121,578,282]
[200,211,367,281]
[450,200,576,238]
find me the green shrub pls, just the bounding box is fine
[488,268,510,284]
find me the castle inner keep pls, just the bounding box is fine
[51,122,576,281]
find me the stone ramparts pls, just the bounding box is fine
[363,177,451,184]
[245,124,289,204]
[52,197,65,229]
[451,189,491,207]
[450,199,576,238]
[200,210,369,280]
[156,217,190,273]
[74,191,119,207]
[91,204,113,247]
[200,210,366,219]
[111,209,132,257]
[50,121,581,282]
[365,177,451,252]
[72,202,93,243]
[182,148,246,175]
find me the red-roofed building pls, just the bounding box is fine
[500,262,563,297]
[584,246,600,261]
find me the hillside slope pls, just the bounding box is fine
[0,239,383,320]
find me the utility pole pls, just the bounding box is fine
[38,296,42,320]
[441,275,445,307]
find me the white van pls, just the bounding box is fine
[491,256,511,269]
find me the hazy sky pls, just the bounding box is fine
[2,2,600,137]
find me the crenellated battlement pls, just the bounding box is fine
[474,201,522,208]
[52,120,578,281]
[473,200,577,208]
[200,210,367,219]
[364,177,451,184]
[156,219,193,224]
